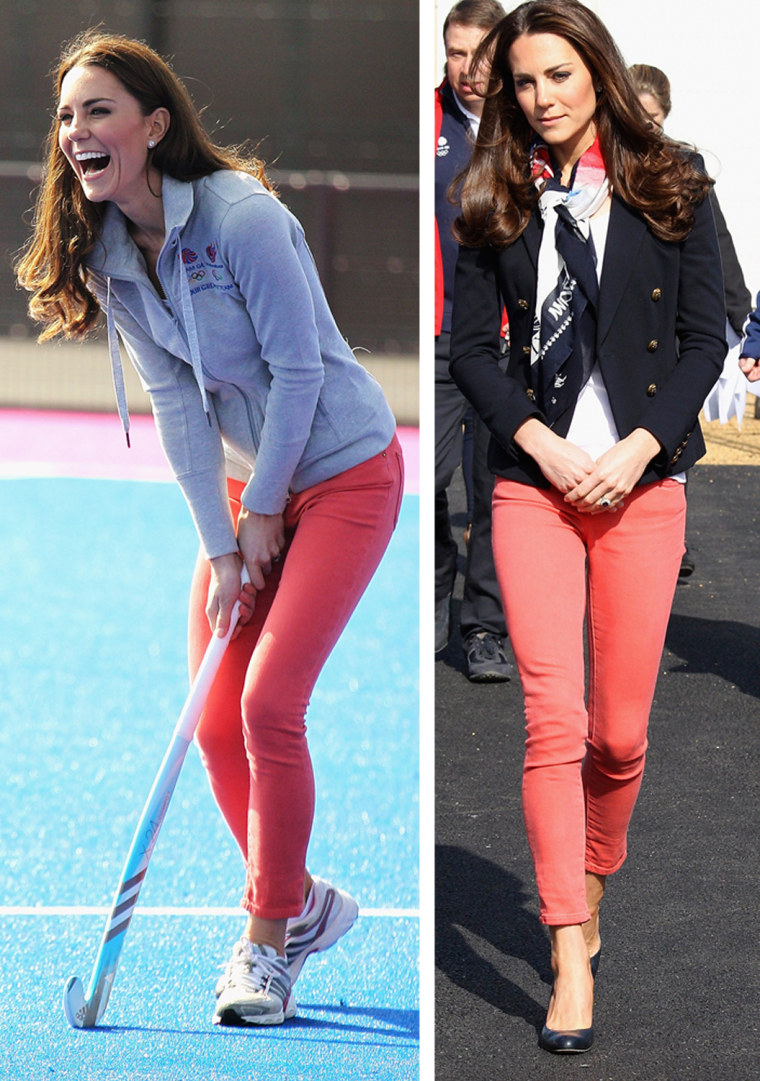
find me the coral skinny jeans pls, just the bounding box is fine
[491,478,685,925]
[188,436,404,919]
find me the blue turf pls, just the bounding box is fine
[0,478,418,1079]
[4,915,418,1080]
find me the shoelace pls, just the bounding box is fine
[474,634,500,660]
[227,943,282,994]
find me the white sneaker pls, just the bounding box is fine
[213,940,296,1026]
[285,876,359,984]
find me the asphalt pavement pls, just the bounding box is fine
[436,464,760,1080]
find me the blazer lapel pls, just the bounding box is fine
[522,214,542,270]
[597,196,648,343]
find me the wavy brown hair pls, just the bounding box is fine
[455,0,711,248]
[16,29,275,341]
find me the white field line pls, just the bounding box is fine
[0,905,419,919]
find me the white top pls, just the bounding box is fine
[566,206,685,481]
[566,207,618,457]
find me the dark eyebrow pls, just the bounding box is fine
[512,61,577,79]
[56,96,118,111]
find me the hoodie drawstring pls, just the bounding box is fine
[106,276,131,448]
[105,247,212,447]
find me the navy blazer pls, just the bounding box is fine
[449,193,727,489]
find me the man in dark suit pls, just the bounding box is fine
[435,0,509,681]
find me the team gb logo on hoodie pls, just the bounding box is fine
[182,242,234,295]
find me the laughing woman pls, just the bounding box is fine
[449,0,724,1054]
[17,30,403,1026]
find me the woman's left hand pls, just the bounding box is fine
[237,507,286,590]
[564,428,662,514]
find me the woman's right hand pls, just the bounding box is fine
[206,552,256,639]
[237,507,285,591]
[514,417,596,493]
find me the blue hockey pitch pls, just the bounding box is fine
[0,474,418,1080]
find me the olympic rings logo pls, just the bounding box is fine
[189,270,206,281]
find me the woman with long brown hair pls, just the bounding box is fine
[449,0,725,1053]
[17,29,403,1027]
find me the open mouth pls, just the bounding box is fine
[76,151,111,176]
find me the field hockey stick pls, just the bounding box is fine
[63,568,250,1030]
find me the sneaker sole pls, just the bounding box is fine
[213,995,296,1027]
[286,891,359,983]
[468,669,511,683]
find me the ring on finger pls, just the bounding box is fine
[599,496,612,508]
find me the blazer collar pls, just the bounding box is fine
[521,213,541,270]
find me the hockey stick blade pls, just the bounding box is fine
[63,570,249,1029]
[62,976,87,1028]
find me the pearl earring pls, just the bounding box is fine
[148,139,156,148]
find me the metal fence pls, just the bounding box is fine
[0,0,419,419]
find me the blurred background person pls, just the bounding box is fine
[630,62,753,578]
[436,0,510,681]
[738,300,760,381]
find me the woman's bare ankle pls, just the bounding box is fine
[546,925,594,1030]
[582,872,606,956]
[303,870,314,906]
[244,915,288,957]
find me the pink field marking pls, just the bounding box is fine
[398,425,419,494]
[0,409,419,494]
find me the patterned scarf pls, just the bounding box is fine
[530,135,609,425]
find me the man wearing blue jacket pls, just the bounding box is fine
[435,0,509,681]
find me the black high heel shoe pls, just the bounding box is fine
[539,1024,594,1054]
[539,949,598,1054]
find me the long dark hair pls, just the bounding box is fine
[455,0,711,248]
[17,29,275,340]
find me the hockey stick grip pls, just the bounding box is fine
[171,561,252,742]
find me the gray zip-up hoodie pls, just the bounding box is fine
[86,171,397,558]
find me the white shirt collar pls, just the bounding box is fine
[451,89,482,137]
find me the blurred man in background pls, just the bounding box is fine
[435,0,509,681]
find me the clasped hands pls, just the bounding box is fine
[207,507,285,638]
[515,418,662,515]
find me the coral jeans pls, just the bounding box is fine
[491,478,685,925]
[188,436,404,919]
